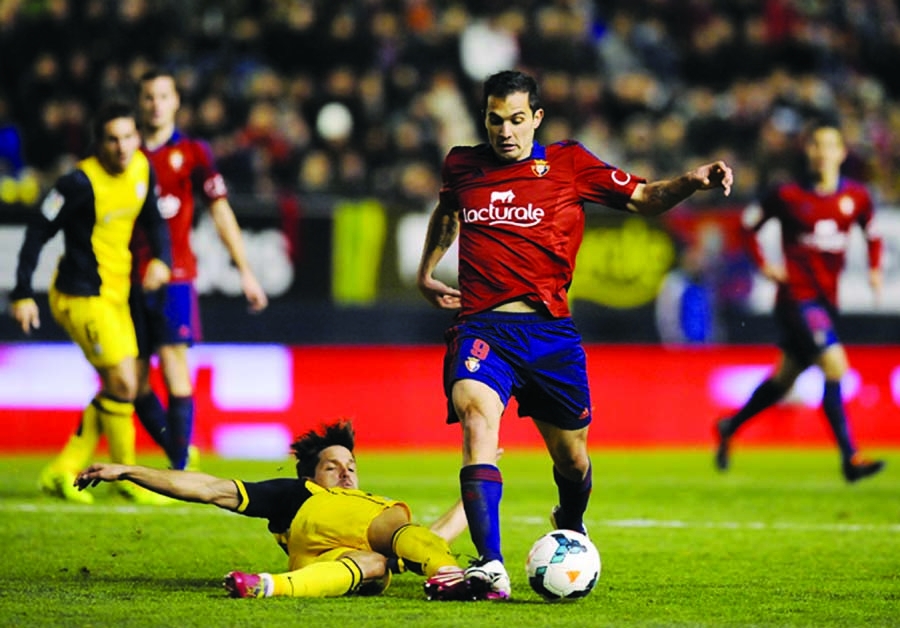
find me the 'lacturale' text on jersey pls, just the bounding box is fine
[12,151,169,304]
[440,140,644,318]
[743,177,882,308]
[138,131,228,282]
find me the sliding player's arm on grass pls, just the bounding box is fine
[75,463,240,509]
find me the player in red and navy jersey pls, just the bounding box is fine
[416,70,733,600]
[132,69,268,471]
[715,120,884,483]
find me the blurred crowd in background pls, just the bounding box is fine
[1,0,900,216]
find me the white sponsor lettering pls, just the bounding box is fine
[798,219,848,253]
[463,189,545,227]
[462,203,545,227]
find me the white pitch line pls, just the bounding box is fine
[513,515,900,533]
[4,503,899,533]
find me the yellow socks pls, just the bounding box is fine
[270,557,363,597]
[45,396,104,475]
[391,524,458,577]
[97,395,137,465]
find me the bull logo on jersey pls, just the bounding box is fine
[169,150,184,171]
[531,159,550,177]
[491,190,515,205]
[462,189,546,227]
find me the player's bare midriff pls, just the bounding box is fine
[491,299,540,313]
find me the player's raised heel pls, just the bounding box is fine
[550,505,589,537]
[465,558,511,600]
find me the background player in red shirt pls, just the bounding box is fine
[417,70,733,600]
[715,121,884,483]
[132,69,269,470]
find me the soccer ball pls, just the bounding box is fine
[525,529,600,601]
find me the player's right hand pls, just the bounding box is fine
[10,298,39,334]
[417,276,461,310]
[142,258,171,291]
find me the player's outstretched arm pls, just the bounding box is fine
[628,160,733,216]
[75,462,241,510]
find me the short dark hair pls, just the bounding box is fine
[290,420,356,479]
[482,70,541,114]
[92,100,136,143]
[139,67,177,86]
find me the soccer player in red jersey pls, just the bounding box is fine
[416,70,733,600]
[131,69,268,470]
[715,121,885,483]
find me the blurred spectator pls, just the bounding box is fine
[0,94,24,175]
[0,0,899,217]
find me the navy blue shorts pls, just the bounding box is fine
[775,297,840,368]
[443,312,592,430]
[131,281,200,358]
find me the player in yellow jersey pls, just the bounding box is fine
[75,420,485,600]
[9,101,172,504]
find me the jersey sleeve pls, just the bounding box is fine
[570,142,644,209]
[437,147,465,211]
[232,478,311,533]
[191,139,228,204]
[740,188,778,269]
[135,167,172,268]
[855,188,882,270]
[11,171,92,301]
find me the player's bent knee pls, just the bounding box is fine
[342,550,388,580]
[367,505,412,555]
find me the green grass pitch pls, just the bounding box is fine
[1,448,897,627]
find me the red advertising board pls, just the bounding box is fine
[1,343,898,455]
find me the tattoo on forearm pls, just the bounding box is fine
[645,177,696,213]
[437,215,458,250]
